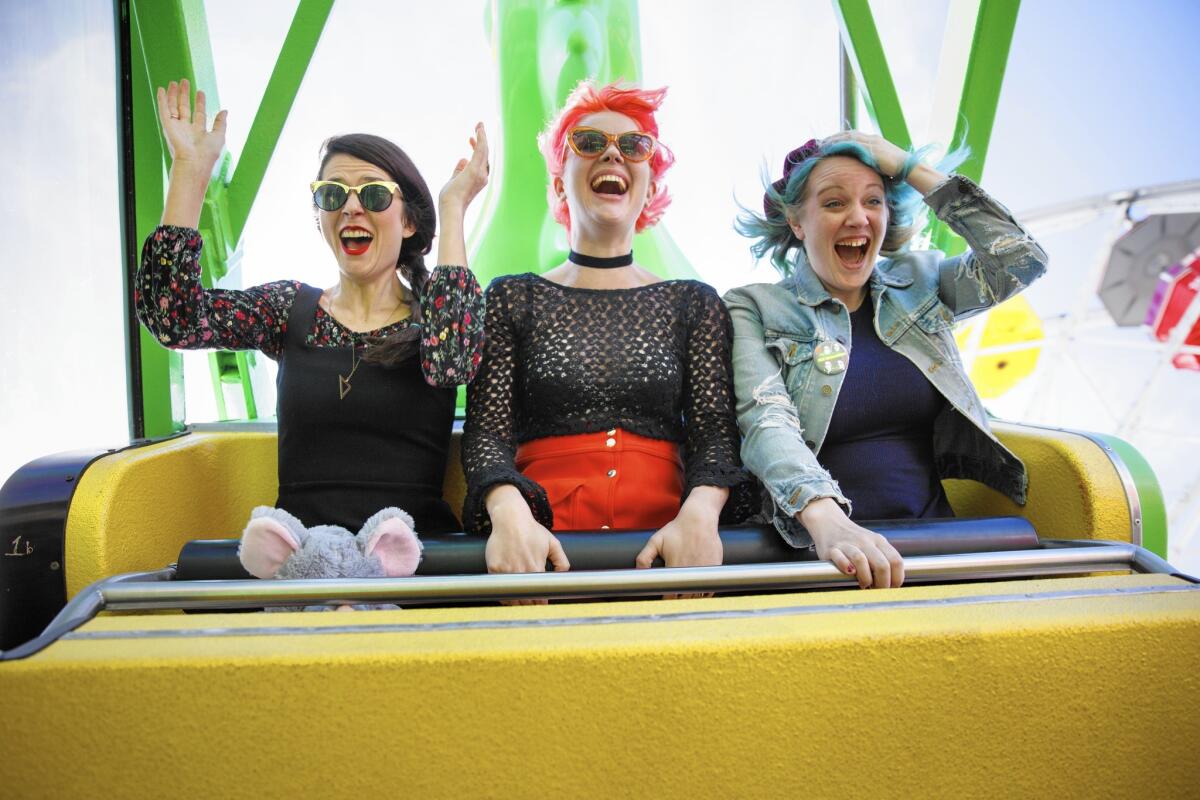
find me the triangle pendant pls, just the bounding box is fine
[338,374,352,400]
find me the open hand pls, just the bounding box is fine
[439,122,489,215]
[156,78,226,174]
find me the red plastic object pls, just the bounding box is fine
[1147,252,1200,371]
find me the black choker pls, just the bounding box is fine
[569,250,633,269]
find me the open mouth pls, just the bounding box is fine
[590,174,628,196]
[834,237,869,267]
[340,226,373,256]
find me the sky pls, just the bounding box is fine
[2,0,1199,562]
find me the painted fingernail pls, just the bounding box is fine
[846,565,855,573]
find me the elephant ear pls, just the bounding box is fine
[239,512,303,579]
[360,508,422,577]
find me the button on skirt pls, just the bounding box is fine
[516,428,684,531]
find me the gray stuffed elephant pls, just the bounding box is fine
[237,506,423,612]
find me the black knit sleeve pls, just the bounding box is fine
[460,277,554,534]
[681,283,757,522]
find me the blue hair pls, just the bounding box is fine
[736,138,969,276]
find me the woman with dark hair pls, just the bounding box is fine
[461,81,752,589]
[726,131,1047,589]
[136,79,488,533]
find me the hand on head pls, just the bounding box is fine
[821,131,909,180]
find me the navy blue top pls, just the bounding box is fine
[818,300,955,520]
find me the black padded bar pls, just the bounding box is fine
[175,517,1038,581]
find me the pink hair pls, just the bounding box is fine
[538,81,675,234]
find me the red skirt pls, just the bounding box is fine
[515,428,684,531]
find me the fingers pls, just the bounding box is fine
[469,123,489,173]
[472,122,488,153]
[830,541,904,589]
[452,157,468,176]
[866,545,892,590]
[156,85,171,125]
[843,546,873,590]
[193,89,207,128]
[882,539,905,588]
[827,546,855,578]
[546,535,570,572]
[177,77,190,122]
[213,109,229,136]
[635,533,662,569]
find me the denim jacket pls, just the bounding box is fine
[723,175,1048,547]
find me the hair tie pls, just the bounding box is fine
[763,138,821,220]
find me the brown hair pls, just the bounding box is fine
[318,134,436,366]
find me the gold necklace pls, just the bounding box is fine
[338,340,364,400]
[329,288,407,400]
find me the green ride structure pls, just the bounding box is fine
[1,2,1195,797]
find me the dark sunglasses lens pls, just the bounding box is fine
[359,184,394,212]
[313,184,347,211]
[619,134,654,160]
[571,130,609,155]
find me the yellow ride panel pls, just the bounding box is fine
[945,421,1133,541]
[4,574,1198,798]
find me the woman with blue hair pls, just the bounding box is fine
[725,132,1047,590]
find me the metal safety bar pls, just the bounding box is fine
[2,539,1193,662]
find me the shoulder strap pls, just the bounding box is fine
[286,283,323,346]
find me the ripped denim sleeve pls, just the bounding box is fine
[734,363,849,543]
[926,175,1049,318]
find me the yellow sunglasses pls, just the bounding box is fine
[310,180,400,212]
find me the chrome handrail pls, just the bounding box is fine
[2,540,1192,661]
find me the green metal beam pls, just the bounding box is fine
[931,0,1020,254]
[127,0,333,430]
[129,0,195,436]
[839,40,857,130]
[833,0,911,149]
[952,0,1019,182]
[225,0,335,246]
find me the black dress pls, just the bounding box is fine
[275,285,460,532]
[135,224,484,533]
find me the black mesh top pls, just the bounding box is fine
[461,273,753,534]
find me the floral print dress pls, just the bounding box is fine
[135,224,484,385]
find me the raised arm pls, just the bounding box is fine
[137,80,290,356]
[413,124,491,387]
[827,131,1047,318]
[925,176,1048,318]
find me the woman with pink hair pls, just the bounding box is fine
[462,81,751,591]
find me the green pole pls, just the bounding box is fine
[930,0,1020,255]
[833,0,912,149]
[126,0,333,431]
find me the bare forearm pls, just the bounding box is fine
[680,485,728,524]
[161,162,213,229]
[907,163,949,197]
[435,201,467,266]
